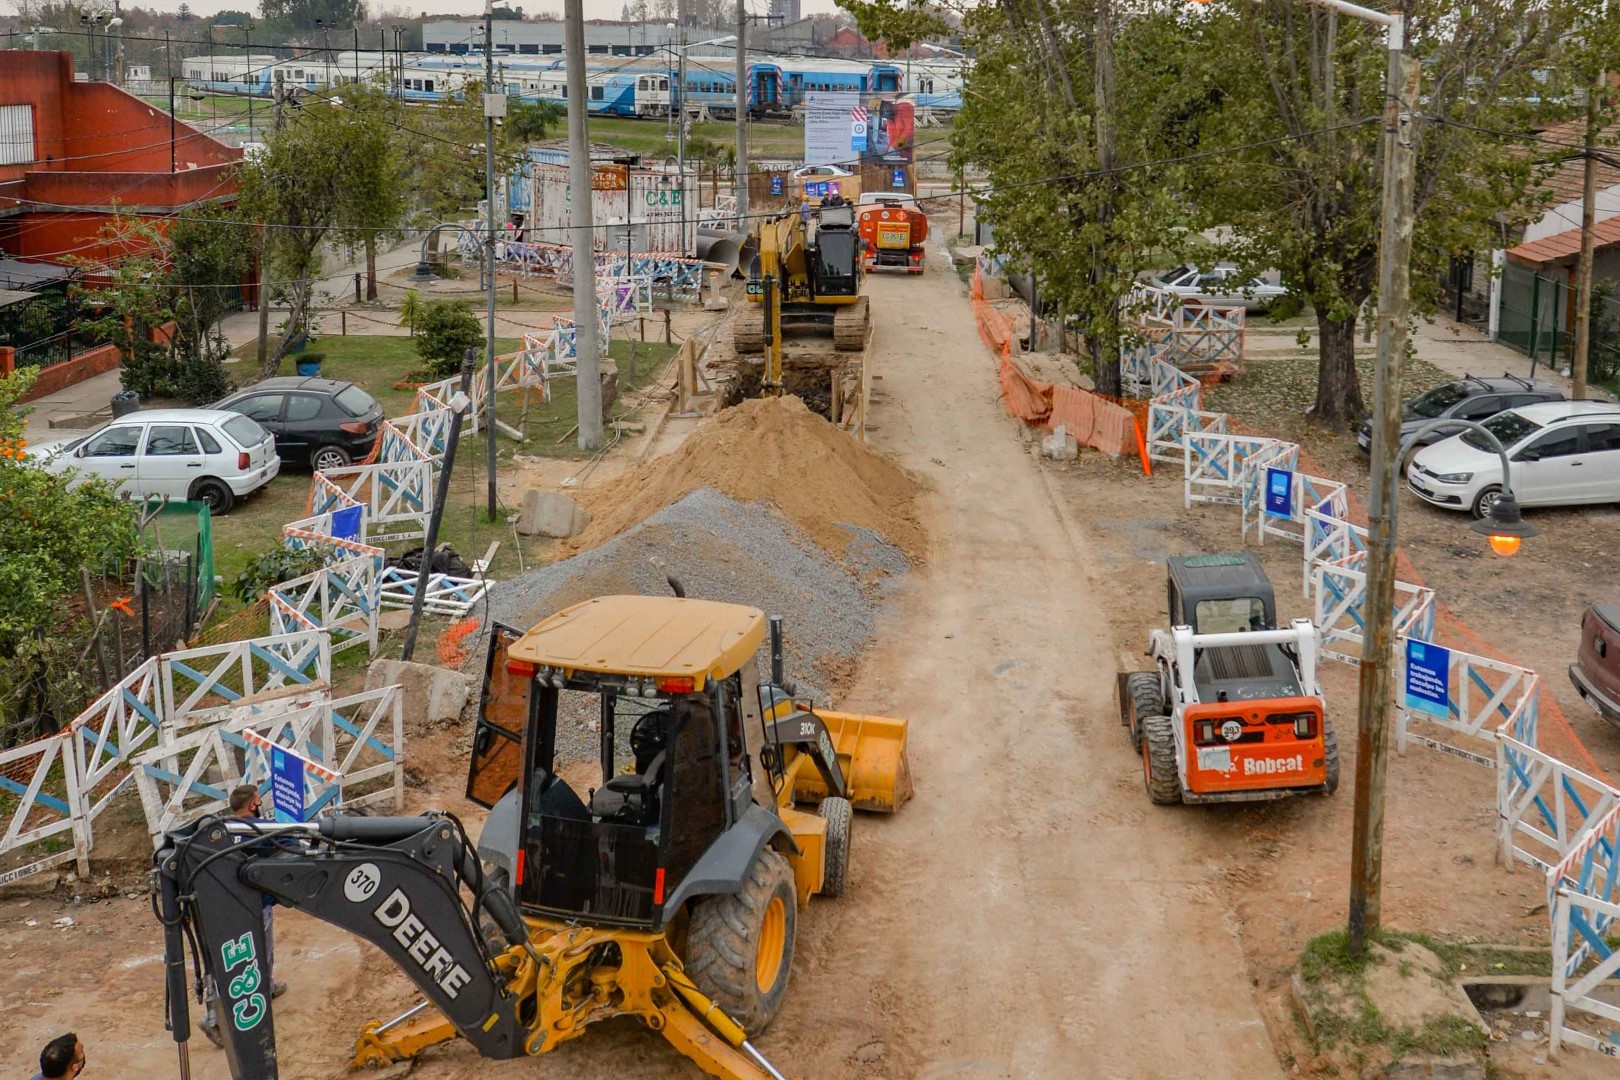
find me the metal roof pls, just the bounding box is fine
[0,259,73,291]
[1507,216,1620,267]
[0,288,40,309]
[508,595,766,683]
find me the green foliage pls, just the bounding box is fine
[950,0,1196,394]
[414,301,483,378]
[230,544,332,603]
[240,85,406,378]
[1177,0,1588,428]
[0,371,140,732]
[505,98,561,144]
[398,288,424,336]
[834,0,950,52]
[72,212,250,404]
[258,0,363,31]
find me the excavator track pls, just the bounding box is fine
[832,296,870,351]
[734,313,766,355]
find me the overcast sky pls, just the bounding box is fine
[39,0,844,20]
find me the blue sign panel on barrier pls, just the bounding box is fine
[1404,639,1451,719]
[270,747,308,823]
[1264,467,1293,519]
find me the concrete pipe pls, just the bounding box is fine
[695,227,742,278]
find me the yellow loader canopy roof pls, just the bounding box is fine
[507,595,766,683]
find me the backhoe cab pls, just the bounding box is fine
[1118,554,1339,805]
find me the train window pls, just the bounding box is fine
[591,85,605,100]
[425,79,435,92]
[660,78,669,90]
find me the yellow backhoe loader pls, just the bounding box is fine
[155,591,911,1080]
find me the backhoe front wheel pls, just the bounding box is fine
[685,847,797,1032]
[819,796,852,898]
[1142,714,1182,805]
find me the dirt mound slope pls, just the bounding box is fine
[568,395,927,561]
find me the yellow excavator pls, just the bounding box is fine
[736,199,871,393]
[155,591,911,1080]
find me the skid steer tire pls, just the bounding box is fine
[1124,672,1165,755]
[685,846,798,1032]
[1322,723,1341,795]
[1142,715,1182,806]
[819,796,853,898]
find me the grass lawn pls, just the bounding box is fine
[208,335,676,618]
[587,115,953,162]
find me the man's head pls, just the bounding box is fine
[229,784,262,817]
[40,1033,84,1079]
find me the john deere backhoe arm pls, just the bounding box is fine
[155,813,798,1080]
[155,813,532,1079]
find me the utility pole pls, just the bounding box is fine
[483,1,501,517]
[1572,68,1604,402]
[257,69,286,375]
[244,23,254,141]
[1348,17,1418,961]
[734,0,747,229]
[566,0,604,451]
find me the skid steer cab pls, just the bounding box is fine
[1118,554,1339,805]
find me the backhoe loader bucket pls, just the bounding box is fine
[791,709,913,812]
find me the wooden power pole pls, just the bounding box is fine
[1572,68,1604,402]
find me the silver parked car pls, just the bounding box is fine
[27,409,280,514]
[1152,264,1287,311]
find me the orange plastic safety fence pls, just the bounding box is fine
[437,617,481,668]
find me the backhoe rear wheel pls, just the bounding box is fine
[1123,672,1165,755]
[685,846,797,1032]
[818,796,852,898]
[1142,715,1182,805]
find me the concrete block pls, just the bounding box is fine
[515,489,591,538]
[365,659,474,731]
[1040,425,1079,461]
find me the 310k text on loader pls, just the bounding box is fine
[735,198,871,397]
[153,592,912,1080]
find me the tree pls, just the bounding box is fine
[71,213,251,404]
[872,0,1198,394]
[176,2,193,19]
[240,86,405,377]
[414,300,483,378]
[0,370,140,739]
[505,97,562,144]
[258,0,364,32]
[1181,0,1581,429]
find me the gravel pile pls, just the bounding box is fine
[471,488,907,766]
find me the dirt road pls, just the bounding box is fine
[776,253,1283,1079]
[0,250,1283,1078]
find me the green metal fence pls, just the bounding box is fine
[1497,261,1568,369]
[1497,263,1620,388]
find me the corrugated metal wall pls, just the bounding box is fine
[0,105,37,167]
[528,162,696,254]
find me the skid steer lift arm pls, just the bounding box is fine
[156,813,531,1079]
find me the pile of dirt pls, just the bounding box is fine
[567,395,927,561]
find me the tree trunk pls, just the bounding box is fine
[365,235,378,301]
[1311,309,1365,429]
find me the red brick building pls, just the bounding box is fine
[0,51,241,266]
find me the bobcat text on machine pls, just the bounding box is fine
[1118,554,1340,805]
[154,593,911,1080]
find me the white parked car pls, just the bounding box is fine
[27,409,280,514]
[1152,264,1288,311]
[1406,401,1620,518]
[792,163,854,179]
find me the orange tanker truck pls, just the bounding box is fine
[856,192,928,275]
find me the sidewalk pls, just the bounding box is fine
[1412,313,1619,402]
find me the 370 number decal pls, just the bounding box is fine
[220,931,267,1032]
